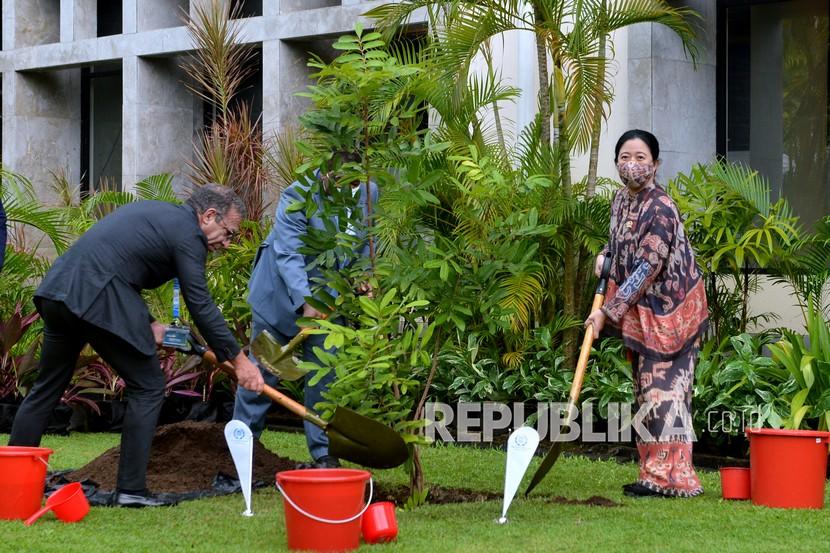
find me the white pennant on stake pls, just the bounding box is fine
[498,426,540,524]
[224,420,255,516]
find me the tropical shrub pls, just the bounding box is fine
[768,301,830,430]
[693,333,791,440]
[668,161,801,342]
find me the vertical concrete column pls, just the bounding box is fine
[59,0,74,42]
[124,0,138,34]
[264,0,279,17]
[123,56,195,192]
[61,0,96,42]
[122,56,140,189]
[278,41,314,133]
[627,0,717,180]
[2,69,81,202]
[261,39,280,139]
[2,0,17,50]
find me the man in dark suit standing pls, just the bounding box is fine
[8,184,264,507]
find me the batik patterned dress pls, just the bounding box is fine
[600,183,708,497]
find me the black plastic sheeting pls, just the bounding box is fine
[45,470,270,507]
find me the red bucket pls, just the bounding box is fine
[719,467,750,500]
[0,446,53,520]
[746,427,830,509]
[361,501,398,544]
[276,469,372,552]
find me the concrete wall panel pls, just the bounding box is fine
[4,69,81,201]
[14,0,61,48]
[140,0,189,32]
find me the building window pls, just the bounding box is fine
[81,65,123,195]
[231,0,263,18]
[720,0,830,229]
[98,0,122,37]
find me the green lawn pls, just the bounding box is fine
[2,431,828,553]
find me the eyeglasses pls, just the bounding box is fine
[216,217,239,242]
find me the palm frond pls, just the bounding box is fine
[602,0,700,65]
[499,270,546,331]
[1,167,72,253]
[133,174,180,203]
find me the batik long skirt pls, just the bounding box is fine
[630,347,703,497]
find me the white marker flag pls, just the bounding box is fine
[499,426,540,524]
[224,420,255,516]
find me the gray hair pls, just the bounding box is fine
[186,183,247,219]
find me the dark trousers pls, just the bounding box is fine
[9,298,164,492]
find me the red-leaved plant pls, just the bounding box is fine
[0,303,41,401]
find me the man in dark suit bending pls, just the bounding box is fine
[7,184,264,507]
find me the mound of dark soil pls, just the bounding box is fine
[68,420,295,493]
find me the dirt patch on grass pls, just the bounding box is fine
[543,495,620,507]
[65,421,618,507]
[372,484,618,507]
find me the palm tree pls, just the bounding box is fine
[368,0,699,366]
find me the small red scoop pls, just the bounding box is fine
[24,482,89,526]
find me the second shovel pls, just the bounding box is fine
[524,256,612,496]
[250,329,311,381]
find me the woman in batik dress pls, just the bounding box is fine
[585,129,709,498]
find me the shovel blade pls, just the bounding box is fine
[251,330,309,382]
[524,441,564,496]
[327,407,409,469]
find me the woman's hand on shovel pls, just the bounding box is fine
[231,351,265,394]
[585,308,606,337]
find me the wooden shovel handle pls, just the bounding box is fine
[568,257,613,406]
[568,293,605,405]
[201,349,327,428]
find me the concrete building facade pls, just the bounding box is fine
[0,1,415,197]
[0,0,718,199]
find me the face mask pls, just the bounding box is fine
[617,161,655,189]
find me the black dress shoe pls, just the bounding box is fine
[622,482,668,498]
[314,455,341,469]
[113,492,169,508]
[295,455,342,470]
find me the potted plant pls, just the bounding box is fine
[746,300,830,509]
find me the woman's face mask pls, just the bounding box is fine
[617,160,655,190]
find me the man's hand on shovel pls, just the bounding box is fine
[230,351,265,394]
[301,302,324,322]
